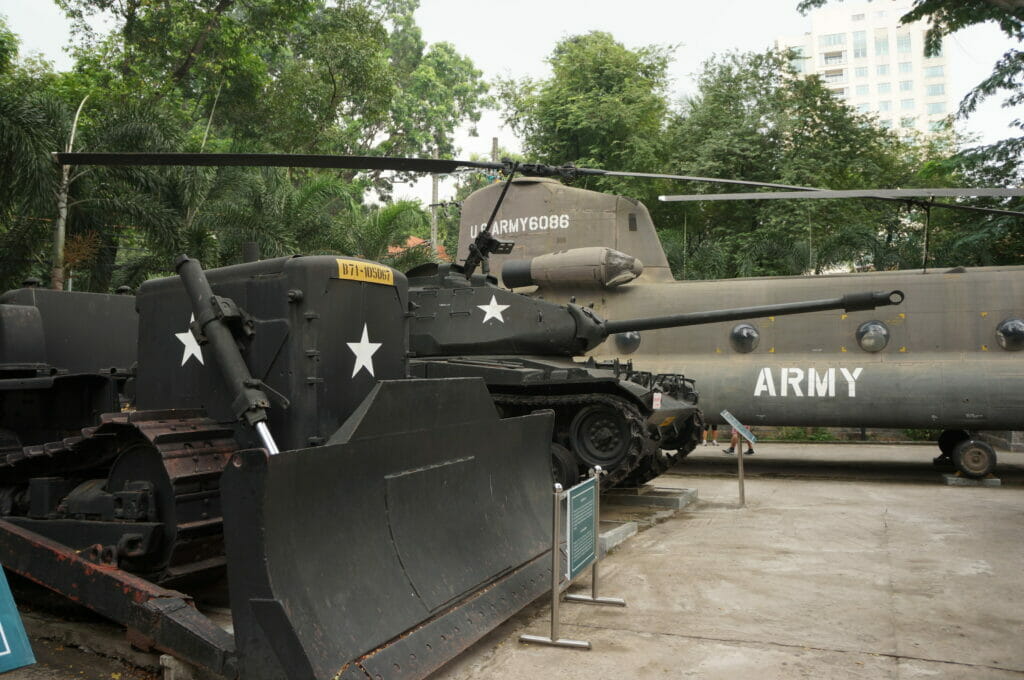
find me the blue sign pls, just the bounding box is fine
[720,409,757,444]
[0,567,34,673]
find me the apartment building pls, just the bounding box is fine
[777,0,949,135]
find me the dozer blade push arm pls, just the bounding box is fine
[601,290,904,335]
[175,255,280,453]
[0,519,238,677]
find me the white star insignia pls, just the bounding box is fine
[347,323,382,377]
[477,295,510,324]
[175,314,204,367]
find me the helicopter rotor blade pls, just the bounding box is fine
[52,152,505,174]
[660,188,1024,200]
[52,152,1024,218]
[659,187,1024,219]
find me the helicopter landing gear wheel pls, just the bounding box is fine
[569,405,632,471]
[550,443,579,489]
[952,439,996,479]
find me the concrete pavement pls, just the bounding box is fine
[434,443,1024,679]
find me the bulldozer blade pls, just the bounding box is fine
[221,378,554,680]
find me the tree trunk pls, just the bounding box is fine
[50,164,70,290]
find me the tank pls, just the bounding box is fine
[404,260,904,488]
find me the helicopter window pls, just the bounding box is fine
[628,214,637,231]
[856,320,890,352]
[729,324,760,353]
[996,318,1024,351]
[615,331,642,354]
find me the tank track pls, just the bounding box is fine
[0,409,238,584]
[491,393,646,487]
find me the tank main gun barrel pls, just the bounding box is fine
[602,290,904,336]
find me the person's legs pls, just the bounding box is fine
[724,428,739,454]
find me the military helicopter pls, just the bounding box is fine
[454,174,1024,479]
[58,152,1022,479]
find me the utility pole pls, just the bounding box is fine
[52,94,89,290]
[491,137,499,163]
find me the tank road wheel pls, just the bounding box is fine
[550,443,579,489]
[569,405,632,471]
[952,439,997,479]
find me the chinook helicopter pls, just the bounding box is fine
[455,174,1024,479]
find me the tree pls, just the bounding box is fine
[338,199,436,271]
[499,31,671,180]
[661,50,941,278]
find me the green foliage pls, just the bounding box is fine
[0,16,16,75]
[0,1,481,292]
[659,49,936,277]
[497,37,1003,280]
[499,31,671,195]
[774,427,836,442]
[338,199,438,271]
[903,428,942,441]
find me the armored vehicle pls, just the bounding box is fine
[404,260,905,488]
[0,254,556,680]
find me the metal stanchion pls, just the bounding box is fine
[736,439,746,507]
[565,467,626,607]
[520,467,625,650]
[519,483,590,649]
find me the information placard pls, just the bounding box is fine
[0,567,34,673]
[566,476,597,580]
[720,409,757,443]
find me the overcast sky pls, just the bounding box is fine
[1,0,1019,203]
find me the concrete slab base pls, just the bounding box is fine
[598,520,638,557]
[603,486,698,509]
[21,610,161,672]
[942,473,1002,487]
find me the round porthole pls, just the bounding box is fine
[614,331,642,354]
[856,320,890,352]
[996,318,1024,351]
[729,323,760,353]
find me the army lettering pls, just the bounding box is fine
[468,213,570,238]
[754,367,863,398]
